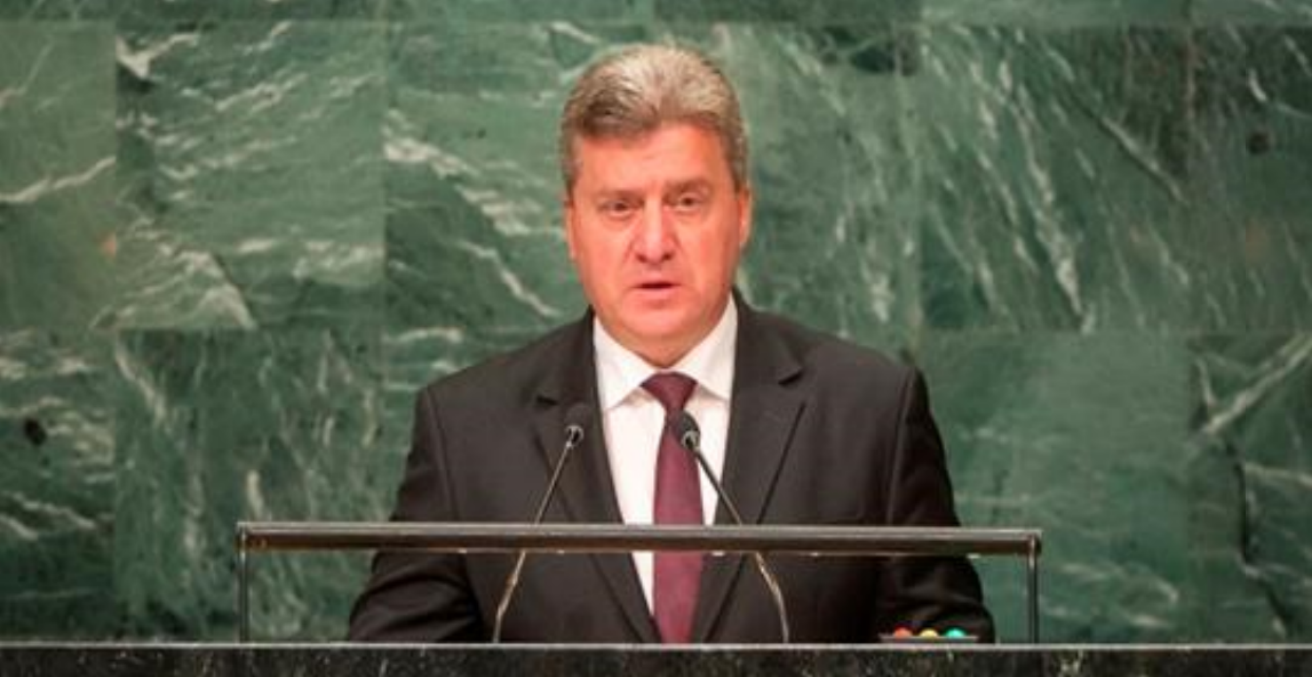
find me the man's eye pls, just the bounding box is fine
[601,200,636,219]
[670,193,706,214]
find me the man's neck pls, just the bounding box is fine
[592,300,738,409]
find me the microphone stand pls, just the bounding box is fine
[676,412,792,644]
[491,407,589,643]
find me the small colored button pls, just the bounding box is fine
[892,627,914,638]
[918,629,940,638]
[945,628,967,639]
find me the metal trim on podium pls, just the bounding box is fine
[235,522,1041,644]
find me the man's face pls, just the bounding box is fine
[565,123,752,367]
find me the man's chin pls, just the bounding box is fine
[629,324,731,366]
[618,306,691,335]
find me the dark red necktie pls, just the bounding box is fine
[642,372,702,644]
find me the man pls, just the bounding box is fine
[349,44,992,643]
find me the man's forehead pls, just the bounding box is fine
[571,127,730,182]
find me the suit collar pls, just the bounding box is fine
[719,293,806,525]
[692,294,806,642]
[530,314,660,643]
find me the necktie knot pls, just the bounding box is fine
[642,372,697,417]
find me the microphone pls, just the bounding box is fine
[674,411,792,643]
[491,403,591,643]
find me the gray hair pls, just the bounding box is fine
[558,43,749,192]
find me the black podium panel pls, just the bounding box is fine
[3,645,1311,677]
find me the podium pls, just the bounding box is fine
[3,644,1311,677]
[236,522,1042,643]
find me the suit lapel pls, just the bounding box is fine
[692,299,805,642]
[530,316,660,643]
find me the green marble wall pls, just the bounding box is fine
[0,0,1308,642]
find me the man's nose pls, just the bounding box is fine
[634,202,674,262]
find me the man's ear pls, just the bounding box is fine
[562,193,578,261]
[736,185,753,249]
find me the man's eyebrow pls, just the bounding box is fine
[590,188,642,201]
[667,179,713,193]
[585,179,712,201]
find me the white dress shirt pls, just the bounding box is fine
[592,301,737,611]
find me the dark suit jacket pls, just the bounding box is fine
[348,299,993,643]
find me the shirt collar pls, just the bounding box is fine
[593,299,738,411]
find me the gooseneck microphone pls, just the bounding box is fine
[674,412,792,643]
[491,403,591,643]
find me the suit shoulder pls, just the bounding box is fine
[418,320,584,404]
[752,308,915,384]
